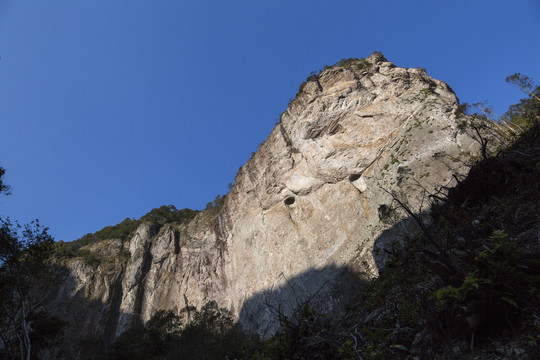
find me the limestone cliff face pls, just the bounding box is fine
[51,53,480,344]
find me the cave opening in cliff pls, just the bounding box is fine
[349,174,361,182]
[284,196,296,206]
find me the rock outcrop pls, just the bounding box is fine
[50,53,481,348]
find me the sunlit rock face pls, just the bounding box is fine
[51,53,479,343]
[219,53,478,335]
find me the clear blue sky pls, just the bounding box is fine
[1,0,539,242]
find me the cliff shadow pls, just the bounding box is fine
[237,264,367,338]
[44,263,134,360]
[236,204,437,339]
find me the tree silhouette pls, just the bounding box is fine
[0,168,62,360]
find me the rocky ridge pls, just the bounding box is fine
[51,53,482,348]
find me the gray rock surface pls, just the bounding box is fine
[50,53,482,345]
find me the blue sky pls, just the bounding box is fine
[1,0,539,242]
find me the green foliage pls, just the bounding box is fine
[334,56,371,72]
[29,311,67,356]
[53,240,78,259]
[0,218,55,271]
[335,58,360,67]
[296,53,377,96]
[0,217,62,360]
[54,205,199,260]
[0,167,65,359]
[77,249,101,269]
[256,298,348,360]
[80,217,140,244]
[108,325,164,360]
[204,194,226,215]
[435,272,490,302]
[109,301,261,360]
[506,73,537,96]
[297,71,321,95]
[0,166,10,196]
[338,339,356,360]
[146,309,182,334]
[140,205,199,227]
[74,217,140,249]
[435,229,539,331]
[503,75,540,129]
[119,247,131,260]
[78,205,197,246]
[361,327,394,360]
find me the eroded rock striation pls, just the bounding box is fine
[51,53,481,347]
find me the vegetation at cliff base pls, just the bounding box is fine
[109,301,262,360]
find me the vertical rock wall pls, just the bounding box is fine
[51,53,480,343]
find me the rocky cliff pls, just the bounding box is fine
[50,53,482,350]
